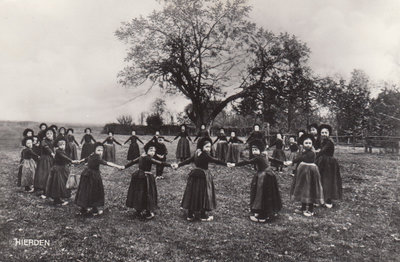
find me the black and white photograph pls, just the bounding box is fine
[0,0,399,261]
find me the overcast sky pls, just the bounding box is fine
[1,0,399,124]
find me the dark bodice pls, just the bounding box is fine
[103,137,121,145]
[84,154,108,171]
[247,131,266,145]
[53,134,66,147]
[289,143,299,152]
[21,148,39,160]
[174,131,192,141]
[156,143,167,155]
[271,139,283,150]
[66,134,78,145]
[293,149,315,164]
[178,151,227,170]
[194,130,210,141]
[81,134,96,144]
[236,155,269,171]
[228,137,243,143]
[38,130,46,141]
[213,134,227,144]
[54,149,73,166]
[317,138,335,157]
[41,139,54,156]
[125,155,171,171]
[125,135,143,145]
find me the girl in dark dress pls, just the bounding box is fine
[271,133,286,172]
[19,137,40,192]
[194,124,215,156]
[194,124,210,142]
[46,138,79,205]
[213,128,228,162]
[17,129,35,186]
[287,136,299,161]
[286,134,324,217]
[246,124,267,168]
[75,142,124,215]
[154,136,168,179]
[226,131,244,163]
[66,128,80,160]
[315,124,342,209]
[123,142,173,220]
[37,123,48,141]
[174,124,192,161]
[54,127,67,147]
[148,131,172,144]
[232,139,282,223]
[124,130,144,160]
[287,136,299,177]
[307,123,320,151]
[80,128,96,159]
[102,131,122,162]
[176,137,228,222]
[34,128,55,199]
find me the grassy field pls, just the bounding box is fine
[0,121,399,261]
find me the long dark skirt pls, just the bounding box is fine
[81,143,94,159]
[250,169,282,214]
[103,144,115,162]
[316,156,342,201]
[127,142,140,160]
[46,165,71,199]
[215,142,228,162]
[34,155,54,191]
[290,162,324,204]
[181,168,216,211]
[176,138,191,160]
[126,170,158,211]
[75,168,104,208]
[68,142,78,160]
[226,143,241,163]
[21,159,36,187]
[271,149,286,167]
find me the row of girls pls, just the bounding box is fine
[17,123,95,199]
[17,122,341,222]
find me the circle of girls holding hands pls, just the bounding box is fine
[18,122,342,223]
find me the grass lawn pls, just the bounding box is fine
[0,122,399,261]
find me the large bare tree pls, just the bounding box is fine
[115,0,283,128]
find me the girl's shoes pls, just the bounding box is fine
[145,212,154,220]
[141,210,154,220]
[200,215,214,222]
[303,211,314,217]
[92,209,103,216]
[187,211,195,221]
[250,215,267,223]
[323,203,333,209]
[40,194,47,199]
